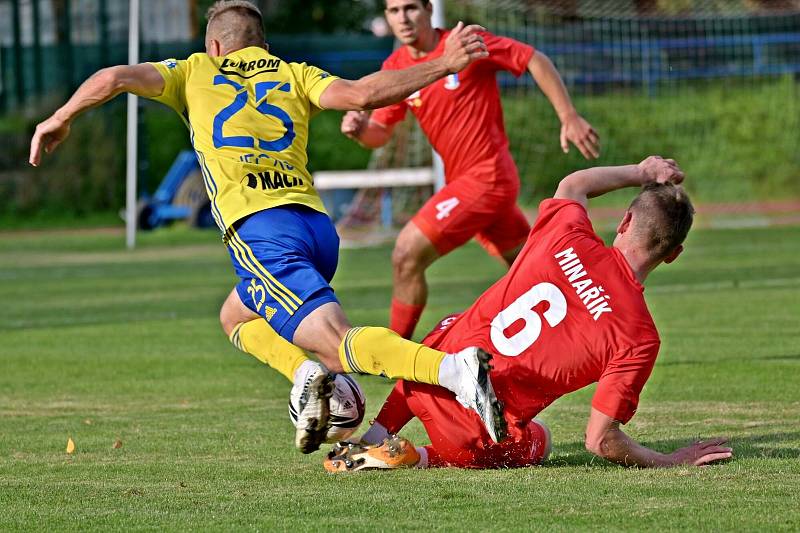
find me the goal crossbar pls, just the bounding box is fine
[313,167,434,190]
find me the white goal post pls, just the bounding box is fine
[125,0,140,250]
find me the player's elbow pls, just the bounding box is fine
[585,429,626,463]
[554,173,583,200]
[342,90,372,111]
[95,66,129,96]
[332,80,374,111]
[349,86,377,111]
[585,434,620,462]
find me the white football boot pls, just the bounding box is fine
[449,347,508,443]
[290,362,334,454]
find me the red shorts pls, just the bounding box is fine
[375,380,549,469]
[412,163,530,257]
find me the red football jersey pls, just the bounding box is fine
[424,199,661,425]
[370,30,534,182]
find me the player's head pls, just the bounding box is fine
[616,182,695,266]
[205,0,265,57]
[384,0,434,46]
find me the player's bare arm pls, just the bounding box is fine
[554,155,685,208]
[319,21,488,111]
[527,51,600,160]
[585,407,733,467]
[29,63,164,167]
[340,111,395,148]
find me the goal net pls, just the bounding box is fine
[331,0,800,239]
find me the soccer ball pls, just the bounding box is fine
[289,374,366,443]
[325,374,367,442]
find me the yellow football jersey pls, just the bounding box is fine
[148,46,339,231]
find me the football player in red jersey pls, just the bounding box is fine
[341,0,600,340]
[325,156,734,472]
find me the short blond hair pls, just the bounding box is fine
[206,0,264,50]
[628,182,694,261]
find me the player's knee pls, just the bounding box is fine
[306,335,345,373]
[219,303,238,337]
[219,289,246,337]
[392,242,424,279]
[292,303,349,372]
[320,352,345,373]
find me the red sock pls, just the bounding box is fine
[390,298,425,339]
[375,381,415,434]
[423,445,447,468]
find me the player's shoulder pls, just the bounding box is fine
[539,197,586,213]
[533,198,595,236]
[184,51,212,67]
[477,29,520,45]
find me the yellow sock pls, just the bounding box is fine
[230,319,309,382]
[338,326,445,385]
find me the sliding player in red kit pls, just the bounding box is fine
[343,0,600,340]
[325,157,733,471]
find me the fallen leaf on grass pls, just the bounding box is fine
[113,439,123,449]
[66,438,75,454]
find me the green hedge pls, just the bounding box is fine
[505,76,800,204]
[1,77,797,227]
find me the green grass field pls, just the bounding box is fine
[1,223,799,531]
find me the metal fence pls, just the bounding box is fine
[0,0,194,109]
[0,0,396,112]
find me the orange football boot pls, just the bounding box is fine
[324,435,421,473]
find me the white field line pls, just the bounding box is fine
[3,277,798,331]
[647,276,800,294]
[0,244,226,269]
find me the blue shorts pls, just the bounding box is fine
[226,205,340,342]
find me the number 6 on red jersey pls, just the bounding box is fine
[490,282,567,357]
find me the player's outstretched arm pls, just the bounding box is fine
[320,22,488,111]
[554,156,685,208]
[527,51,599,159]
[29,64,164,166]
[340,111,395,148]
[585,407,733,468]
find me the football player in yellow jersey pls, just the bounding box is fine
[29,0,507,454]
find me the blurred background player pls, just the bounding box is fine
[341,0,601,340]
[325,156,734,472]
[28,0,507,454]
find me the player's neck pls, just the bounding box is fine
[408,28,440,59]
[616,245,652,284]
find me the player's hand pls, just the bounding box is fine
[637,155,685,185]
[442,21,489,73]
[341,111,369,140]
[667,437,733,466]
[560,113,600,159]
[29,113,71,167]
